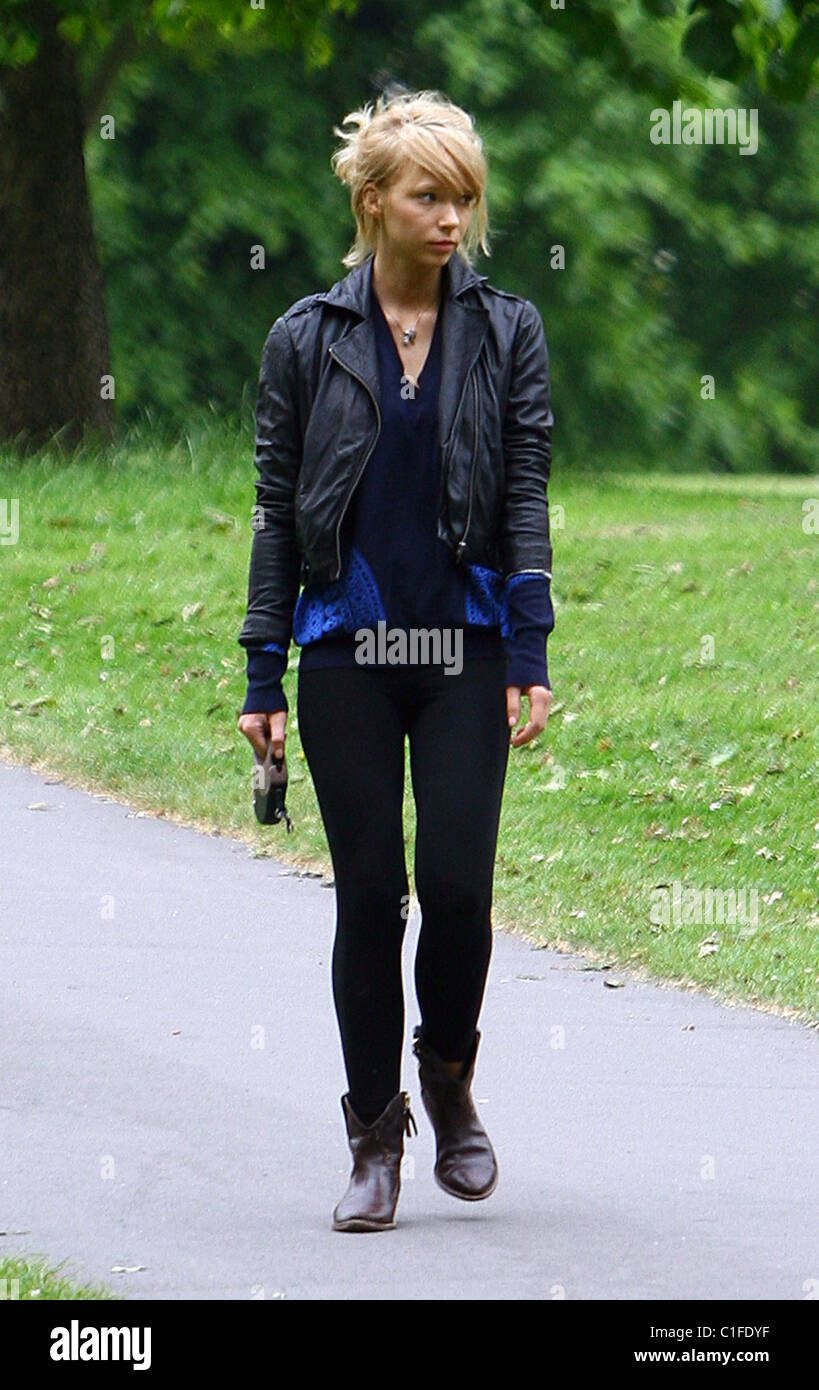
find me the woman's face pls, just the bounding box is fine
[364,160,476,266]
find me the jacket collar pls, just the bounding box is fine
[317,251,490,449]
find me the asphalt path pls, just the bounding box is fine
[1,753,816,1301]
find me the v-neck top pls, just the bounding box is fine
[339,276,457,632]
[241,260,554,714]
[374,282,440,393]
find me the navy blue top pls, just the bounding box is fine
[242,264,554,715]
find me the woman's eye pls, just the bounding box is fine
[418,191,474,204]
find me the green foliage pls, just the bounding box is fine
[81,0,816,471]
[524,0,819,100]
[681,0,819,100]
[0,0,358,70]
[4,0,817,469]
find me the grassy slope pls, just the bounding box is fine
[1,429,817,1024]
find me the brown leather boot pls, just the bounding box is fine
[412,1025,498,1200]
[332,1090,418,1232]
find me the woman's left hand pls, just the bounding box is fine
[506,685,552,747]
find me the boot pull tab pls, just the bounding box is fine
[402,1092,418,1137]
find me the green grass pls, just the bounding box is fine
[1,420,817,1025]
[0,1255,121,1300]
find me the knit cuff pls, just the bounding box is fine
[503,575,554,691]
[505,640,550,692]
[241,643,289,715]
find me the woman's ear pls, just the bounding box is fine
[361,182,381,220]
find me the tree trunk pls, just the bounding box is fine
[0,0,115,451]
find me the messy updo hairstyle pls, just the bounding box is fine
[331,88,490,268]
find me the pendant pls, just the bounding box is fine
[402,328,416,345]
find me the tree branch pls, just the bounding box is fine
[81,21,141,134]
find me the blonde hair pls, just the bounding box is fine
[331,88,490,268]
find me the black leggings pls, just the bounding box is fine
[297,655,511,1125]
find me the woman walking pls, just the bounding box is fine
[237,89,554,1231]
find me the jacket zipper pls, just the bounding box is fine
[455,372,479,564]
[328,346,381,582]
[402,1092,418,1137]
[330,333,481,576]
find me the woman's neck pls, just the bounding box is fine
[370,246,442,316]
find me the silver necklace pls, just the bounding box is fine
[389,308,425,346]
[384,305,435,345]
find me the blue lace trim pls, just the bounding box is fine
[291,555,546,647]
[292,546,388,644]
[463,564,515,640]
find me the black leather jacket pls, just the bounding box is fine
[238,249,553,652]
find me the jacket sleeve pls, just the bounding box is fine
[498,299,555,689]
[498,298,553,582]
[237,315,303,654]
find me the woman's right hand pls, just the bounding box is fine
[237,709,287,762]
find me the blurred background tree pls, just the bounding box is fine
[0,0,352,448]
